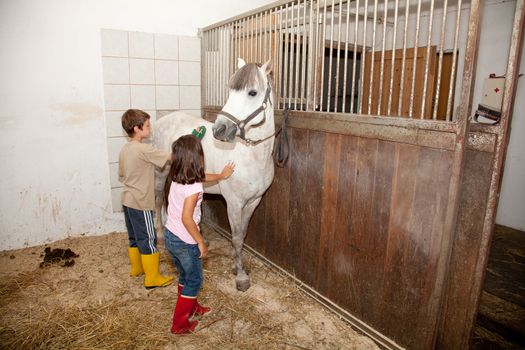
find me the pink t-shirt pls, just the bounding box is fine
[165,182,203,244]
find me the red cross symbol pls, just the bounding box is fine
[494,87,500,93]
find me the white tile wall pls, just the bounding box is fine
[107,137,127,163]
[105,111,127,137]
[155,34,179,60]
[102,57,129,84]
[179,36,200,61]
[130,85,156,110]
[109,162,121,188]
[179,61,200,85]
[104,85,130,110]
[101,29,200,212]
[155,60,179,84]
[129,58,155,84]
[129,32,154,58]
[156,85,180,110]
[111,188,124,212]
[180,86,201,109]
[101,29,128,57]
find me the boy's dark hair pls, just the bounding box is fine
[163,135,205,209]
[121,109,150,137]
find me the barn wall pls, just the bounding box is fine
[0,0,276,251]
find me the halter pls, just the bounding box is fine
[217,81,275,146]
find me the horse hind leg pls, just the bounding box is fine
[228,197,262,292]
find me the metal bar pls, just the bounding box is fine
[301,0,308,110]
[420,0,435,119]
[327,0,335,112]
[397,0,409,116]
[358,0,368,114]
[367,0,378,115]
[294,0,301,109]
[377,0,388,115]
[289,1,295,107]
[408,0,422,118]
[342,0,351,112]
[277,6,283,105]
[350,0,359,113]
[387,0,399,116]
[306,0,314,111]
[320,0,327,111]
[283,3,290,107]
[260,12,264,63]
[202,30,207,106]
[313,0,321,110]
[334,0,343,112]
[447,0,462,121]
[432,0,448,120]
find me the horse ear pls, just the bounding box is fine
[237,58,246,69]
[261,58,272,75]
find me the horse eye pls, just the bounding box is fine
[248,90,258,97]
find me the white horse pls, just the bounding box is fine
[153,58,275,291]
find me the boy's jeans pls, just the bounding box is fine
[164,228,203,297]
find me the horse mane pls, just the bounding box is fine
[228,63,265,92]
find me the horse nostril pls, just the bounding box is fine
[213,124,226,138]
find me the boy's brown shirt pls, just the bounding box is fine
[119,141,168,210]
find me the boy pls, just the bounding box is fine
[118,109,174,289]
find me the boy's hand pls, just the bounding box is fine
[220,161,235,179]
[198,241,208,258]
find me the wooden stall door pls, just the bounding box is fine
[362,47,436,119]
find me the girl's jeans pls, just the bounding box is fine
[164,228,203,297]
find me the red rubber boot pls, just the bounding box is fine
[178,284,211,316]
[171,295,198,334]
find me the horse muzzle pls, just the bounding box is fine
[212,122,237,142]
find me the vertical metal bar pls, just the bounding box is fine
[313,0,321,110]
[250,15,254,62]
[320,0,327,111]
[333,0,343,112]
[277,5,286,108]
[367,0,378,115]
[203,30,207,106]
[294,0,301,109]
[432,0,448,120]
[342,0,351,113]
[387,0,399,115]
[306,0,314,111]
[397,0,410,116]
[358,0,369,114]
[214,28,218,106]
[350,0,359,113]
[283,3,290,107]
[289,1,295,108]
[447,0,462,121]
[260,12,264,63]
[377,0,388,115]
[327,0,335,112]
[301,0,308,110]
[408,0,422,118]
[420,0,435,119]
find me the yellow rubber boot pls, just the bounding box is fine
[141,252,174,289]
[127,247,144,277]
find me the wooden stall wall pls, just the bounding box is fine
[203,114,456,349]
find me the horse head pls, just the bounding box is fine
[212,58,274,144]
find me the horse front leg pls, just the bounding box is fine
[228,197,262,292]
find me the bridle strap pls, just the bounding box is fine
[217,81,273,142]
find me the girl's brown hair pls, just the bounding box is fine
[163,135,205,209]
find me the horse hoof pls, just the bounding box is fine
[236,278,250,292]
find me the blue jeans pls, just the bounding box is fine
[164,228,203,297]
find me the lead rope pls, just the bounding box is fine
[273,108,290,168]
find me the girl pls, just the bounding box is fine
[163,134,234,334]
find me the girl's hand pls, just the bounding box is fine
[198,241,208,258]
[221,161,235,179]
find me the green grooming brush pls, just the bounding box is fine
[191,126,206,140]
